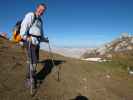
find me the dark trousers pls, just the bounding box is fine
[27,42,40,64]
[35,45,40,62]
[25,41,40,79]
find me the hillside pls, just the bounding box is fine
[0,37,133,100]
[82,33,133,59]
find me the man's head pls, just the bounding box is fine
[35,3,47,17]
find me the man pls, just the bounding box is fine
[20,3,49,88]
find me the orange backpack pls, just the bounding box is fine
[11,20,22,43]
[12,31,22,43]
[12,13,36,43]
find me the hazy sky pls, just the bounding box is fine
[0,0,133,47]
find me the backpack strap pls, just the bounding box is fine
[31,13,37,27]
[27,12,37,36]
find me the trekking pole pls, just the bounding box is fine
[47,41,60,82]
[28,41,33,95]
[27,40,36,96]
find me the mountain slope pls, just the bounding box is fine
[82,34,133,58]
[0,37,133,100]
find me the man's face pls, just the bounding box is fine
[36,5,46,16]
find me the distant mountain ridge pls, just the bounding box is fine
[41,44,92,58]
[82,33,133,58]
[41,33,133,59]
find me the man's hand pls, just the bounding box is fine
[43,37,49,43]
[22,35,27,41]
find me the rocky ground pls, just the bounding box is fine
[0,37,133,100]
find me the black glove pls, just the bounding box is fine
[43,37,49,43]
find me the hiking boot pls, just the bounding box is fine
[25,78,37,89]
[25,78,31,88]
[31,78,37,89]
[33,76,38,89]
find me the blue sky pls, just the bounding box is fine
[0,0,133,47]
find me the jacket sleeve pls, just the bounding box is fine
[20,12,34,37]
[40,27,49,42]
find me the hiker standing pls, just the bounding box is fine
[20,3,49,88]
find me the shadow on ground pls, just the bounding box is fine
[36,59,65,83]
[70,95,89,100]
